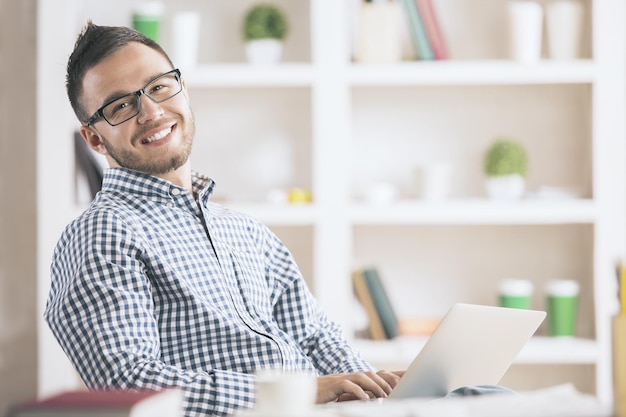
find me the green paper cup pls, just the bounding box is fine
[132,2,164,42]
[546,280,579,337]
[499,278,533,309]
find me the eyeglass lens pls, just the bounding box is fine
[102,71,181,125]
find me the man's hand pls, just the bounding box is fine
[316,370,405,403]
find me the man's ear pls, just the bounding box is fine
[79,125,107,156]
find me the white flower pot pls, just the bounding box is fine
[486,174,526,200]
[245,39,283,65]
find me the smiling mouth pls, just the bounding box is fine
[142,126,172,144]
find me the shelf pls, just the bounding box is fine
[182,60,595,88]
[515,336,600,364]
[348,60,595,86]
[224,202,318,226]
[183,63,315,88]
[349,199,596,225]
[226,199,596,226]
[354,336,600,368]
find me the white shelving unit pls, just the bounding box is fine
[349,199,597,224]
[38,0,625,405]
[347,60,596,85]
[183,64,315,87]
[354,336,601,367]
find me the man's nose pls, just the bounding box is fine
[136,93,164,124]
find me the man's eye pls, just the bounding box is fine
[149,84,167,95]
[109,99,134,115]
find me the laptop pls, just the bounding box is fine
[387,303,546,399]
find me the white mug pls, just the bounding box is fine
[254,370,317,417]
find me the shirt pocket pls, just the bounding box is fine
[228,248,274,320]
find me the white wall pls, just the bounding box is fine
[36,0,86,397]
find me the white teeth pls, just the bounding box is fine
[144,127,171,143]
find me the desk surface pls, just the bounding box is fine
[232,384,611,417]
[313,384,612,417]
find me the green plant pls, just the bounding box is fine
[484,138,529,177]
[243,4,288,41]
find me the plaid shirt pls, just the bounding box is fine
[45,168,373,417]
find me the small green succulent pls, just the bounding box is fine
[484,138,529,177]
[243,4,288,41]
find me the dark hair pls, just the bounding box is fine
[66,21,174,123]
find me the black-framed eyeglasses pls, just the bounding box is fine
[86,68,182,127]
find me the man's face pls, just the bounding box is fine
[79,42,195,177]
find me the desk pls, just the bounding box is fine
[316,384,612,417]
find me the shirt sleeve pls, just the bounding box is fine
[44,209,255,417]
[260,224,375,374]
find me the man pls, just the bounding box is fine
[45,22,401,417]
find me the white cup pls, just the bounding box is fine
[499,278,534,309]
[171,11,201,71]
[508,1,544,63]
[255,370,317,417]
[132,1,165,42]
[415,163,452,201]
[365,182,399,205]
[546,279,580,337]
[546,0,584,60]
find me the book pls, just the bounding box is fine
[362,268,399,339]
[400,0,434,60]
[7,389,184,417]
[352,270,387,340]
[361,268,399,339]
[353,269,441,339]
[416,0,448,60]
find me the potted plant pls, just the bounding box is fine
[242,3,288,65]
[483,138,529,200]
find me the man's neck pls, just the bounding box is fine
[155,162,193,193]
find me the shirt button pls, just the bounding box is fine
[171,188,181,196]
[166,202,174,208]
